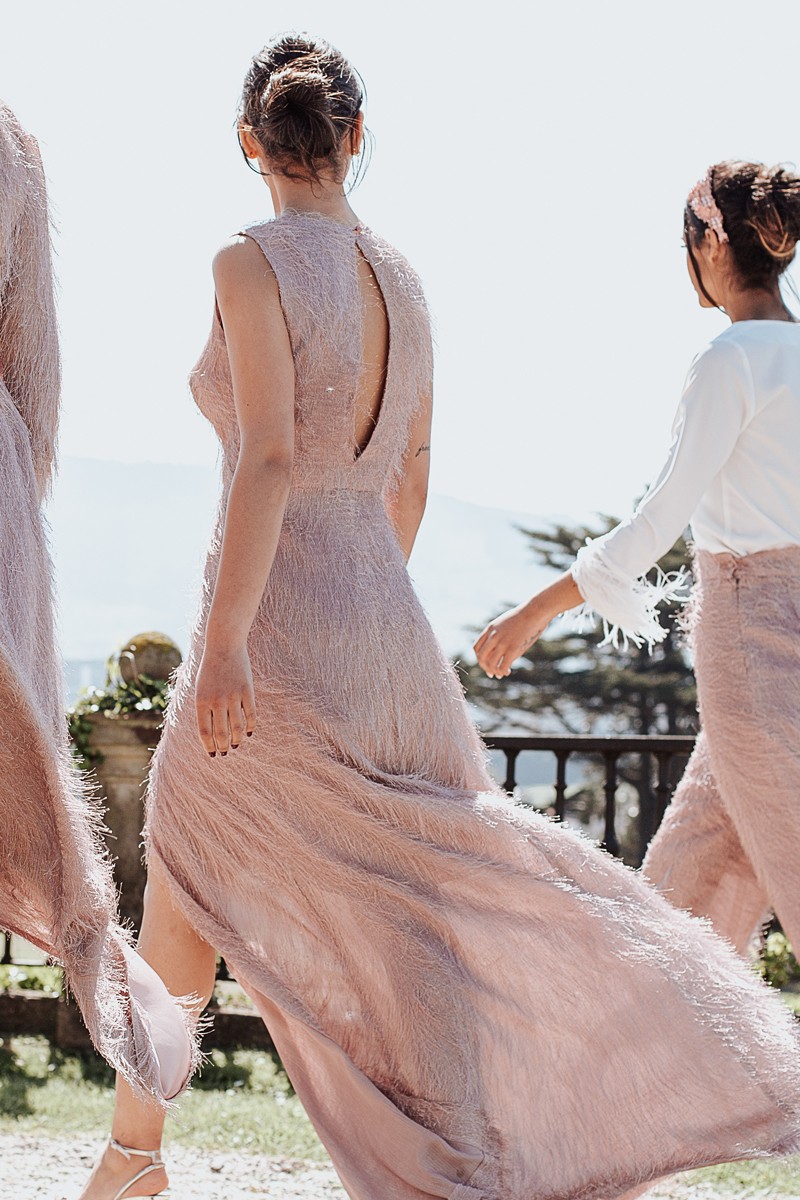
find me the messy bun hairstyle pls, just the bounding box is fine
[685,161,800,290]
[240,34,366,183]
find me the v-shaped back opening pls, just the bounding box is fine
[352,243,391,461]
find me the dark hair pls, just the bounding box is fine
[239,34,366,184]
[685,160,800,292]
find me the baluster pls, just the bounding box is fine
[601,753,620,856]
[555,751,568,821]
[502,749,519,795]
[655,753,673,824]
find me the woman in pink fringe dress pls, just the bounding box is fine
[0,103,194,1107]
[82,39,800,1200]
[477,161,800,966]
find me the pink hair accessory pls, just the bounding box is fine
[688,168,729,243]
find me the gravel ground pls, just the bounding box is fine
[2,1134,795,1200]
[2,1135,345,1200]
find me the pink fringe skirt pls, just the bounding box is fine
[644,545,800,954]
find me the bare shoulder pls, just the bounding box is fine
[212,235,279,302]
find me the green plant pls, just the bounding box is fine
[67,674,171,771]
[760,931,799,989]
[0,965,62,995]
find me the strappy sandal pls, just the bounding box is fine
[106,1138,170,1200]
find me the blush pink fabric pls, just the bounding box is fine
[0,102,195,1104]
[147,213,800,1198]
[644,546,800,957]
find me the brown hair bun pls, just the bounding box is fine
[241,34,364,182]
[748,165,800,262]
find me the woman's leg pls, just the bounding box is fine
[700,716,800,956]
[642,732,770,955]
[79,856,217,1199]
[690,554,800,955]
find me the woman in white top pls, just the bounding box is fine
[475,159,800,958]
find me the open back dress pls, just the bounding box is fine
[146,210,800,1199]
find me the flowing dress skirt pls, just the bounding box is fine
[0,388,193,1102]
[147,491,800,1199]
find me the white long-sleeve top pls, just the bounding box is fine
[572,320,800,647]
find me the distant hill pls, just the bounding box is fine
[50,456,561,683]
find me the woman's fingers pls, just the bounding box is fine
[475,605,547,677]
[198,693,255,757]
[474,639,492,673]
[494,650,509,677]
[211,702,232,756]
[477,635,525,678]
[227,691,253,744]
[242,685,257,738]
[196,702,217,756]
[228,685,256,750]
[473,624,495,655]
[477,637,505,676]
[229,699,247,749]
[194,645,255,757]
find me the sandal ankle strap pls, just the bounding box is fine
[109,1137,164,1167]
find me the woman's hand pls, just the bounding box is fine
[190,236,294,760]
[474,571,585,679]
[195,642,256,756]
[473,598,553,678]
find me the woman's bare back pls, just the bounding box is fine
[353,247,390,458]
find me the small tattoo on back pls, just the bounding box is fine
[415,443,431,458]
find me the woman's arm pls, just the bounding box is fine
[385,389,433,561]
[195,236,295,757]
[474,339,753,676]
[474,572,584,679]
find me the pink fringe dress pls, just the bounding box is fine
[0,102,193,1103]
[147,212,800,1199]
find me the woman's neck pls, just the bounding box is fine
[723,285,795,324]
[268,175,359,227]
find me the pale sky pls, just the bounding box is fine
[1,0,799,518]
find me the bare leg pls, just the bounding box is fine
[78,856,217,1199]
[643,732,770,956]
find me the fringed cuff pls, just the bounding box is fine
[571,539,689,651]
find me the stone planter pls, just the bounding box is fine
[85,709,163,934]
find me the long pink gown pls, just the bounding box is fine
[146,211,800,1198]
[0,102,194,1103]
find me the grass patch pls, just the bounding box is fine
[679,1156,800,1193]
[0,1037,325,1159]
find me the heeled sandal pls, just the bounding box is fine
[107,1138,170,1200]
